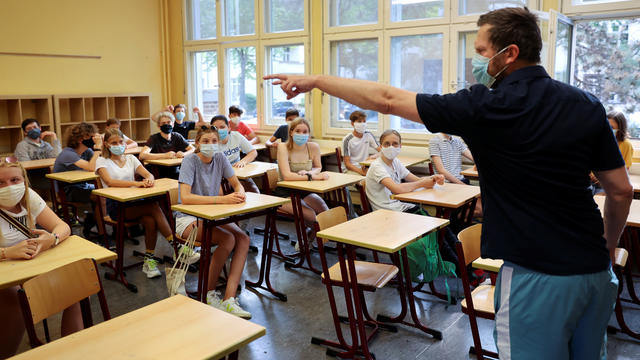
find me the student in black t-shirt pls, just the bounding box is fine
[151,104,208,140]
[140,111,195,178]
[266,108,299,149]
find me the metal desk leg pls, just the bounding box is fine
[103,201,138,293]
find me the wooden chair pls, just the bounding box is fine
[311,207,399,357]
[335,147,344,174]
[610,247,640,340]
[456,224,498,360]
[17,258,111,348]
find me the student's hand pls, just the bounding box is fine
[31,229,56,253]
[366,154,379,160]
[297,170,308,176]
[221,192,246,204]
[233,160,246,168]
[176,151,185,158]
[358,167,368,176]
[193,107,201,114]
[142,178,154,187]
[432,174,445,185]
[313,172,329,181]
[166,151,176,158]
[5,240,39,260]
[264,74,317,100]
[164,104,174,112]
[267,142,278,148]
[40,131,57,140]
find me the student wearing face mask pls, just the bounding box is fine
[176,126,252,319]
[14,118,61,162]
[104,118,138,149]
[266,108,299,148]
[152,104,207,140]
[591,111,634,195]
[0,160,74,358]
[228,105,260,145]
[341,110,380,176]
[365,130,443,213]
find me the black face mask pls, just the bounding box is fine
[82,138,95,149]
[160,124,173,134]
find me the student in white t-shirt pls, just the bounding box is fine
[96,129,199,280]
[365,130,444,213]
[211,115,259,193]
[341,110,380,176]
[0,160,74,358]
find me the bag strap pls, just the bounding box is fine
[0,209,34,239]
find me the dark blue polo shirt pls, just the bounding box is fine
[417,66,624,275]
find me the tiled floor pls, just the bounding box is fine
[16,217,640,359]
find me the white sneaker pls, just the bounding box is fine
[174,244,200,265]
[142,258,161,279]
[221,297,252,319]
[206,290,223,308]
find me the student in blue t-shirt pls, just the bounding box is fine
[266,108,299,149]
[176,126,252,319]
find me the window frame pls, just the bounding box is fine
[562,0,640,15]
[218,0,260,41]
[260,0,309,39]
[323,0,384,34]
[451,0,540,24]
[184,44,224,123]
[220,41,260,127]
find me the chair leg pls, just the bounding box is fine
[467,312,485,360]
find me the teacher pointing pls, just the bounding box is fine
[265,7,631,360]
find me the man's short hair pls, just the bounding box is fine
[21,118,39,131]
[477,7,542,64]
[106,118,121,127]
[285,108,299,118]
[349,110,367,123]
[228,105,243,116]
[211,115,229,126]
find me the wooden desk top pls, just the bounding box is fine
[46,170,98,184]
[593,196,640,228]
[320,147,336,157]
[233,161,277,180]
[461,168,479,180]
[172,192,290,221]
[125,146,143,155]
[20,158,56,171]
[144,158,183,167]
[92,178,178,202]
[359,155,429,168]
[629,174,640,193]
[393,183,481,208]
[317,209,449,253]
[471,258,503,273]
[0,235,116,290]
[253,143,267,151]
[12,295,266,360]
[277,172,363,193]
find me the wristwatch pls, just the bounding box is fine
[53,233,60,247]
[307,173,313,181]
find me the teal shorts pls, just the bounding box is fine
[494,261,617,360]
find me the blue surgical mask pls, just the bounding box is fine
[471,46,510,88]
[175,112,185,121]
[109,145,126,156]
[292,134,309,146]
[199,143,218,158]
[217,128,228,141]
[27,128,41,140]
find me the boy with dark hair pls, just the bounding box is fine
[14,118,61,161]
[341,110,379,176]
[266,108,300,148]
[228,105,259,144]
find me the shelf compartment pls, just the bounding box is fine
[0,99,22,127]
[130,96,150,119]
[20,98,51,125]
[58,98,84,123]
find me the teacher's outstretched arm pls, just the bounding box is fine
[264,74,421,124]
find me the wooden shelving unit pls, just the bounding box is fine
[54,93,151,146]
[0,95,54,156]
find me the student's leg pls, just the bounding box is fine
[60,303,83,336]
[278,202,318,224]
[219,223,250,299]
[239,179,260,194]
[0,286,25,358]
[148,202,173,239]
[301,193,329,222]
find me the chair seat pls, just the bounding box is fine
[322,261,398,289]
[461,284,495,316]
[103,216,137,227]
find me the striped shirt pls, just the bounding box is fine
[429,134,467,181]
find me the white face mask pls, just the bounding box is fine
[199,143,218,158]
[381,146,401,160]
[353,122,367,134]
[230,116,240,125]
[0,183,26,208]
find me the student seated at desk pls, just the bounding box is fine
[152,104,207,140]
[139,111,195,179]
[429,133,474,184]
[96,129,198,278]
[591,111,634,195]
[275,118,329,248]
[228,105,260,145]
[211,115,259,193]
[366,130,444,213]
[53,123,101,237]
[265,108,299,148]
[341,110,380,176]
[0,160,74,358]
[104,118,138,149]
[14,118,62,193]
[177,126,251,319]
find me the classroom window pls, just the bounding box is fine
[329,0,379,27]
[223,0,255,36]
[457,0,528,16]
[265,0,305,33]
[191,51,219,120]
[329,39,379,128]
[456,31,479,89]
[389,33,444,131]
[573,17,640,136]
[187,0,216,40]
[265,44,306,126]
[225,46,257,124]
[390,0,445,22]
[553,19,572,84]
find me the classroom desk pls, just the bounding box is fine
[629,174,640,194]
[253,143,267,151]
[461,167,479,181]
[277,172,364,273]
[319,147,336,158]
[144,158,183,178]
[359,155,429,168]
[20,158,56,171]
[393,183,481,222]
[0,235,116,290]
[317,209,449,357]
[233,161,277,181]
[125,146,143,155]
[12,295,266,360]
[45,170,100,224]
[173,192,291,302]
[92,178,178,292]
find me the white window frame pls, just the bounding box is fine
[184,45,224,122]
[452,0,539,24]
[546,9,574,83]
[260,38,310,131]
[220,41,260,127]
[562,0,640,15]
[184,0,219,42]
[324,0,384,34]
[448,23,479,94]
[219,0,260,41]
[384,25,450,141]
[260,0,309,39]
[383,0,451,28]
[323,31,384,138]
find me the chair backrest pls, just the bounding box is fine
[356,180,372,214]
[187,129,198,140]
[615,247,628,268]
[317,206,348,231]
[457,223,482,266]
[335,147,344,174]
[266,168,279,192]
[268,144,278,163]
[169,186,179,205]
